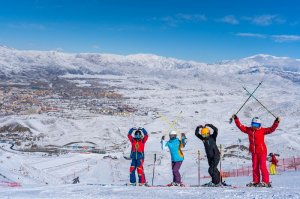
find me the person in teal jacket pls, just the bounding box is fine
[161,131,187,186]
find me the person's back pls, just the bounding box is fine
[161,131,187,186]
[269,153,279,175]
[166,138,185,162]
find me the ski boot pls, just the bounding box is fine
[167,182,175,186]
[246,182,259,187]
[167,182,184,187]
[128,183,137,186]
[202,181,216,187]
[138,183,149,187]
[257,182,272,188]
[220,181,231,187]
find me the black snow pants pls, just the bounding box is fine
[208,155,220,184]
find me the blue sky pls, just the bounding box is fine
[0,0,299,62]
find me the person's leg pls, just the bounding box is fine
[259,153,270,183]
[252,153,260,183]
[211,155,220,184]
[270,164,275,175]
[137,159,146,183]
[172,161,183,183]
[171,162,175,182]
[130,159,137,183]
[208,158,213,181]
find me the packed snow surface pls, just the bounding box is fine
[0,172,299,199]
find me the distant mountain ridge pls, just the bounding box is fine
[1,45,300,82]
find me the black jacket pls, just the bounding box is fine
[195,124,220,158]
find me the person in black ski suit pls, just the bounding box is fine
[195,124,220,186]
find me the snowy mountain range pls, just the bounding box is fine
[1,45,300,82]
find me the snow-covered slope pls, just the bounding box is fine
[1,171,300,199]
[0,46,299,197]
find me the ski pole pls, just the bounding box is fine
[171,111,183,130]
[229,81,263,123]
[243,87,277,118]
[220,144,222,185]
[198,150,200,186]
[152,153,156,186]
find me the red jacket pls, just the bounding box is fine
[234,118,279,154]
[271,154,279,166]
[128,134,148,159]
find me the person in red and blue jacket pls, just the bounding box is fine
[128,127,148,185]
[232,115,280,187]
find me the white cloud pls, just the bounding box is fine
[244,15,285,26]
[219,15,239,25]
[160,16,178,27]
[176,13,207,22]
[271,35,300,42]
[154,13,207,27]
[235,32,300,43]
[235,33,266,38]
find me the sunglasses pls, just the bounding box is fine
[251,122,261,128]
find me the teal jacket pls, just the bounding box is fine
[161,136,187,162]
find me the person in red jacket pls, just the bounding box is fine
[128,127,148,186]
[232,115,280,187]
[269,153,279,175]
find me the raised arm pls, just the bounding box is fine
[264,117,280,135]
[205,124,218,140]
[233,115,249,134]
[160,136,168,150]
[140,128,149,143]
[180,133,187,148]
[127,127,136,143]
[195,125,205,141]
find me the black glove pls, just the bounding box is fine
[181,133,186,137]
[161,135,165,140]
[232,114,237,119]
[275,117,280,122]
